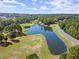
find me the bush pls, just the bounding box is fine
[60,45,79,59]
[60,53,67,59]
[26,53,39,59]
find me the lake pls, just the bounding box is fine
[25,24,67,54]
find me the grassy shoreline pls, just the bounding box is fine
[20,23,33,32]
[50,24,73,48]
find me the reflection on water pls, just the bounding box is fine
[25,24,67,54]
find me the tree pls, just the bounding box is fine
[60,45,79,59]
[0,33,4,43]
[58,16,79,40]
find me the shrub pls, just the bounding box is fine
[26,53,39,59]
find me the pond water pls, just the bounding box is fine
[25,24,67,54]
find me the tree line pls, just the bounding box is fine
[60,45,79,59]
[58,16,79,40]
[0,15,37,43]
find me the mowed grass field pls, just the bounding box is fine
[0,34,49,59]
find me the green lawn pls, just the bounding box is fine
[20,23,33,32]
[0,34,49,59]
